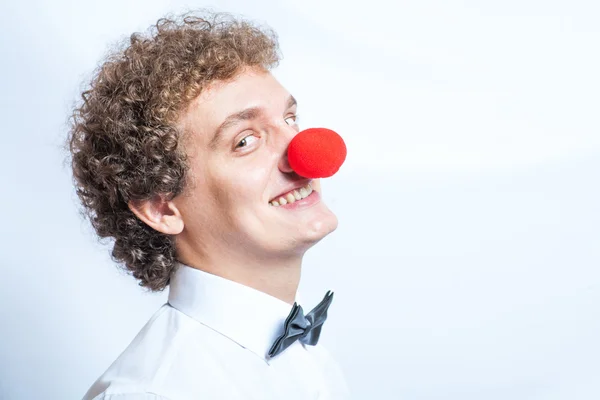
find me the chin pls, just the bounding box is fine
[303,212,338,244]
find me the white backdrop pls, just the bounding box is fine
[1,0,599,399]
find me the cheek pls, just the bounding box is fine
[209,163,271,207]
[312,179,322,192]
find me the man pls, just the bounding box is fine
[68,10,349,400]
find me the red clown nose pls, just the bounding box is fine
[287,128,347,178]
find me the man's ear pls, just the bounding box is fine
[128,194,184,235]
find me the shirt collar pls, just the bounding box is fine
[167,262,297,362]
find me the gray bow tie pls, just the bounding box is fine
[267,291,334,358]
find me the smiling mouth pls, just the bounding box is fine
[269,182,314,207]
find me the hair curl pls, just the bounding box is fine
[66,10,281,291]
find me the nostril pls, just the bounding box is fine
[279,149,295,173]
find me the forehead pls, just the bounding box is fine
[183,68,290,130]
[177,68,290,151]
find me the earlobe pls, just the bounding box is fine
[128,194,184,235]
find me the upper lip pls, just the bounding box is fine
[269,179,313,202]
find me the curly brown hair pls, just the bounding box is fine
[66,10,281,292]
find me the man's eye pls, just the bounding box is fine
[285,115,299,126]
[235,134,258,149]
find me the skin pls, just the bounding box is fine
[129,66,338,304]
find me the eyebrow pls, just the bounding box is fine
[208,95,297,150]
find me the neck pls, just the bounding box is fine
[178,251,303,305]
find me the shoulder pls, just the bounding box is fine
[83,304,211,400]
[84,302,254,400]
[89,392,172,400]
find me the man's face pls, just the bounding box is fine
[173,67,338,263]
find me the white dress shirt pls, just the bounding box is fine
[82,262,350,400]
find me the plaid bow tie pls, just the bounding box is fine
[267,291,334,358]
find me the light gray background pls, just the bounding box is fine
[1,0,599,399]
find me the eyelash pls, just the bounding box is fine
[234,114,300,150]
[285,114,300,126]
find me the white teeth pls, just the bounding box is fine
[270,182,314,206]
